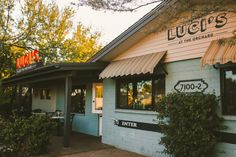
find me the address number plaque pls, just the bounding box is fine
[174,79,208,93]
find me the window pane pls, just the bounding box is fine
[118,83,128,108]
[137,80,152,110]
[71,86,86,113]
[223,70,236,115]
[95,84,103,110]
[128,83,133,107]
[40,89,46,99]
[154,78,165,107]
[46,89,51,99]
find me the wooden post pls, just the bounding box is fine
[64,76,72,147]
[16,85,22,112]
[28,87,33,114]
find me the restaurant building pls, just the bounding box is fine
[2,0,236,156]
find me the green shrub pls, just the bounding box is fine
[157,92,224,157]
[0,115,56,157]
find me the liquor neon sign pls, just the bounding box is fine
[16,50,40,69]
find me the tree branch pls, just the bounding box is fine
[71,0,163,12]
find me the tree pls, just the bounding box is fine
[0,0,101,80]
[0,0,16,79]
[72,0,161,12]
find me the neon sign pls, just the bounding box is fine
[16,50,40,69]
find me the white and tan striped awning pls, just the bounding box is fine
[201,39,236,67]
[99,51,166,79]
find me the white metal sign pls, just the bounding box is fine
[174,79,208,93]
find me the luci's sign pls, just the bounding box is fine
[168,13,228,41]
[174,79,208,93]
[16,50,39,69]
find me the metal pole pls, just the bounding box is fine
[63,76,72,147]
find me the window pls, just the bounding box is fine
[40,89,51,100]
[92,83,103,114]
[71,86,86,113]
[116,76,165,111]
[222,68,236,115]
[40,89,45,99]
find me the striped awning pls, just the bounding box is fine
[201,39,236,67]
[99,51,166,79]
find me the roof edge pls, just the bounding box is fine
[88,0,173,62]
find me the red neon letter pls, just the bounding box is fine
[24,54,29,66]
[33,50,39,62]
[16,58,20,69]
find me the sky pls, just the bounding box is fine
[52,0,157,45]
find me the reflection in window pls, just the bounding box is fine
[137,80,152,108]
[46,90,51,99]
[117,76,165,111]
[222,69,236,115]
[119,83,128,109]
[95,84,103,110]
[154,79,165,106]
[40,89,46,99]
[71,86,86,113]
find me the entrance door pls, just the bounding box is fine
[92,83,103,136]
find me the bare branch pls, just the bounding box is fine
[71,0,162,12]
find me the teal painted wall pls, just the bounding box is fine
[102,79,165,157]
[56,83,99,137]
[101,58,236,157]
[72,83,99,136]
[56,85,64,111]
[32,85,57,112]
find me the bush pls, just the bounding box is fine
[157,92,224,157]
[0,115,56,157]
[0,103,12,118]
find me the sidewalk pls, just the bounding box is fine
[59,147,145,157]
[40,132,146,157]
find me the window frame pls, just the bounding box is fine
[116,74,165,111]
[221,67,236,116]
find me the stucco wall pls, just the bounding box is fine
[56,83,99,136]
[102,58,236,157]
[32,86,56,112]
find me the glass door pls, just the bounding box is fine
[92,83,103,114]
[92,83,103,136]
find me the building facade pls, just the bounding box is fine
[89,1,236,156]
[2,0,236,157]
